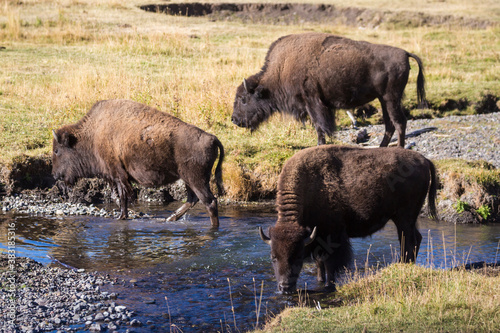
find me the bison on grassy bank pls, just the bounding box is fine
[260,146,438,293]
[52,99,224,227]
[232,32,426,146]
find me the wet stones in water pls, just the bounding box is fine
[1,194,151,219]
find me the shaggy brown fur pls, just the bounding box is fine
[52,99,224,227]
[232,32,426,146]
[260,145,437,293]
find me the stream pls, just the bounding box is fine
[1,203,499,332]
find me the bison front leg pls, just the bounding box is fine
[305,100,335,146]
[315,254,337,291]
[115,179,132,220]
[323,259,338,291]
[316,130,326,146]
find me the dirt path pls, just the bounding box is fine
[139,2,496,29]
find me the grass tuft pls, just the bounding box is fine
[258,264,500,332]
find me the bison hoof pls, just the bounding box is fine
[210,216,220,228]
[324,283,336,292]
[166,213,178,222]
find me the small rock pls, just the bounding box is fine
[130,319,142,327]
[115,305,127,313]
[89,323,102,331]
[143,297,155,304]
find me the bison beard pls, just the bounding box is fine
[52,99,224,227]
[260,146,438,293]
[232,32,426,146]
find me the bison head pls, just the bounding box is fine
[52,129,81,185]
[259,225,317,294]
[231,76,274,131]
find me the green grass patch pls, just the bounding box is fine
[435,159,500,189]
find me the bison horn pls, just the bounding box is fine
[52,129,59,142]
[259,226,271,245]
[243,78,249,93]
[303,226,317,247]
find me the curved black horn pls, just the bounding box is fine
[243,78,249,93]
[303,226,317,247]
[259,226,271,245]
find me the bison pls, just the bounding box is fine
[259,145,437,293]
[52,99,224,227]
[232,32,426,146]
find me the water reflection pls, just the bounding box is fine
[1,204,499,332]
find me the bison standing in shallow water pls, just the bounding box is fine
[52,99,224,227]
[232,32,426,146]
[259,146,438,293]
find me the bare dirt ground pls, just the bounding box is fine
[139,2,496,29]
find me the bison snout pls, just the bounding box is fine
[278,282,296,294]
[231,116,240,126]
[52,171,61,181]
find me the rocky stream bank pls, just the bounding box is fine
[0,256,144,332]
[2,112,499,224]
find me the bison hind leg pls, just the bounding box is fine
[398,227,422,263]
[205,198,219,228]
[395,220,422,263]
[379,98,407,147]
[166,187,198,222]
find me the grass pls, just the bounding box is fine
[256,263,500,332]
[0,0,499,200]
[436,159,500,188]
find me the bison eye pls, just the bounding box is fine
[240,96,247,105]
[54,149,59,155]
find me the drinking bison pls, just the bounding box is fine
[52,99,224,227]
[232,32,426,146]
[259,146,437,293]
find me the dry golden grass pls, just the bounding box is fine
[1,0,499,199]
[259,263,500,332]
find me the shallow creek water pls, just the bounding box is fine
[2,203,500,332]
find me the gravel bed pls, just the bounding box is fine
[0,256,140,332]
[336,112,500,168]
[1,195,151,219]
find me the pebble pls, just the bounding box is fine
[130,319,143,327]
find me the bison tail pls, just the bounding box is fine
[408,53,427,109]
[214,138,225,197]
[427,160,439,221]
